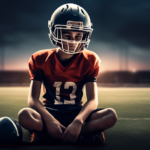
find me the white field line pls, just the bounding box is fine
[118,118,150,120]
[99,98,150,100]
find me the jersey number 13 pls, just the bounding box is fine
[53,82,77,104]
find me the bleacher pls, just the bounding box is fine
[0,71,150,86]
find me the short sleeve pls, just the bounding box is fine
[84,58,101,83]
[28,55,43,82]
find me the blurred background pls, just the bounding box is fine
[0,0,150,86]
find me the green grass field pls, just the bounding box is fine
[0,87,150,150]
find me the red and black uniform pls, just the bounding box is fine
[28,49,101,107]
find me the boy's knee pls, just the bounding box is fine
[107,108,117,123]
[18,108,30,123]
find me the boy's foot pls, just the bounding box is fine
[30,132,61,144]
[30,132,52,144]
[30,132,43,143]
[75,132,105,146]
[31,131,105,146]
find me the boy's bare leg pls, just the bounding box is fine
[18,107,117,139]
[80,108,117,135]
[18,108,43,132]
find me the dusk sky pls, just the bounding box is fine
[0,0,150,72]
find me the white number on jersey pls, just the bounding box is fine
[53,82,77,104]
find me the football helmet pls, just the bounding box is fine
[48,3,93,54]
[0,116,22,146]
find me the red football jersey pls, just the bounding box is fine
[28,49,101,106]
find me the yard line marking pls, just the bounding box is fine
[118,118,150,120]
[99,98,150,100]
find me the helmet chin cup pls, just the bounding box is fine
[48,3,93,54]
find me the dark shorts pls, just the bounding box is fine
[43,104,103,127]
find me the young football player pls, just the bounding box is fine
[18,3,117,145]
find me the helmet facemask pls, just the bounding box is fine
[48,20,93,54]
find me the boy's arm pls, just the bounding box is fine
[73,81,98,124]
[28,80,66,139]
[28,80,55,122]
[61,82,98,143]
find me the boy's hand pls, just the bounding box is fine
[46,119,66,140]
[61,119,83,143]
